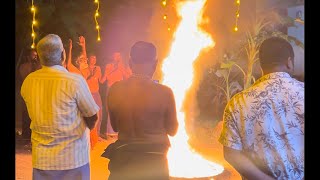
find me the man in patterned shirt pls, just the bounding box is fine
[219,37,304,180]
[21,34,99,180]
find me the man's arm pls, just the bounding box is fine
[78,36,87,61]
[75,76,100,129]
[96,66,102,82]
[219,99,275,180]
[165,88,178,136]
[77,36,88,71]
[66,39,82,74]
[223,146,275,180]
[83,114,98,130]
[87,66,101,81]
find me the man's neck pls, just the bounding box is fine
[131,72,152,80]
[263,66,292,76]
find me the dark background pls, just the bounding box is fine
[15,0,257,67]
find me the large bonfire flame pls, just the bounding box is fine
[161,0,224,178]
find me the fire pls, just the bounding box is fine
[161,0,224,178]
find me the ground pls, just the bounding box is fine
[15,137,113,180]
[15,121,241,180]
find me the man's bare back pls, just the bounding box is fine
[103,41,178,180]
[107,77,178,145]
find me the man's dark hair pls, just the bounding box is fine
[130,41,156,64]
[259,37,294,67]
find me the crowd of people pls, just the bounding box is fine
[17,34,304,180]
[17,35,132,149]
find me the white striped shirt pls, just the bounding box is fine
[21,65,100,170]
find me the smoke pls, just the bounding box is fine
[184,46,216,135]
[144,0,179,82]
[146,0,221,136]
[99,1,158,66]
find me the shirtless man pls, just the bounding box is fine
[103,41,178,180]
[84,54,103,149]
[100,52,131,139]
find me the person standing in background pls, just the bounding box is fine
[18,49,42,145]
[100,52,131,139]
[83,54,103,149]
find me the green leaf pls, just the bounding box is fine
[220,61,236,69]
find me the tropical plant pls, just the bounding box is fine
[214,9,304,93]
[197,8,304,124]
[193,0,304,146]
[210,55,243,102]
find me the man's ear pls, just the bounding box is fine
[61,49,66,64]
[286,57,294,71]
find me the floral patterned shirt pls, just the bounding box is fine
[219,72,304,180]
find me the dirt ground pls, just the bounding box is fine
[16,137,113,180]
[15,121,241,180]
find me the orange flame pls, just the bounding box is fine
[161,0,224,178]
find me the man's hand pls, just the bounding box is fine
[77,36,86,47]
[223,147,275,180]
[83,114,98,130]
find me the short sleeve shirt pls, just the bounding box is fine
[21,65,100,170]
[219,72,304,180]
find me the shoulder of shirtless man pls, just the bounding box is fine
[107,79,178,142]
